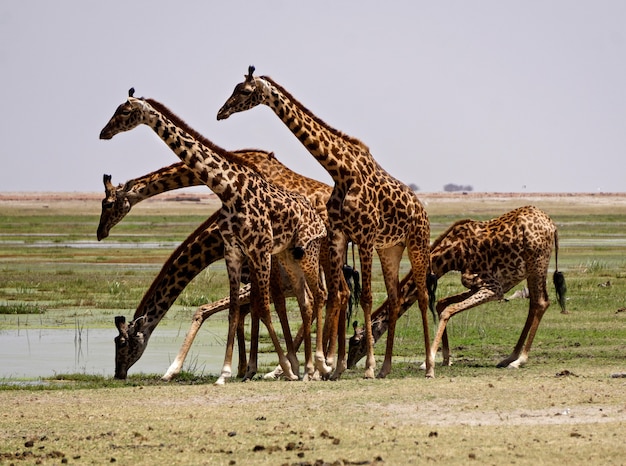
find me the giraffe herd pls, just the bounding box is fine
[99,67,567,383]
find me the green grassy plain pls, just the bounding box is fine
[1,192,625,465]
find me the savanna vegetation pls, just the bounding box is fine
[0,192,625,465]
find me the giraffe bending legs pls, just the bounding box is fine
[430,286,500,370]
[433,289,475,366]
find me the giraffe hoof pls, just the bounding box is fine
[242,371,257,382]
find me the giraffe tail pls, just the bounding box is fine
[342,264,361,324]
[553,271,567,313]
[552,230,567,313]
[427,272,438,322]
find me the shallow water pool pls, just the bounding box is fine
[0,326,231,380]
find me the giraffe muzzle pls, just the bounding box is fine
[99,128,114,140]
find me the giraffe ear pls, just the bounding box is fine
[103,174,114,190]
[128,87,135,98]
[115,316,128,335]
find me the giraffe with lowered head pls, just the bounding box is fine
[347,205,567,370]
[100,89,328,384]
[218,66,435,379]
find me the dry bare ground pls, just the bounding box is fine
[1,365,626,465]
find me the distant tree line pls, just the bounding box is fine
[406,183,474,192]
[443,183,473,192]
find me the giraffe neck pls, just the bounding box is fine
[430,251,459,278]
[430,219,474,277]
[143,98,254,202]
[131,211,223,336]
[122,162,204,206]
[257,76,373,182]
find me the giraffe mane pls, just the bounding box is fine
[145,98,232,157]
[430,218,474,251]
[231,148,276,160]
[260,76,370,152]
[144,98,271,173]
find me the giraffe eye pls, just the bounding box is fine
[102,200,114,208]
[115,337,127,347]
[240,89,253,96]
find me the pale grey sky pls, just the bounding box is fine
[1,1,624,193]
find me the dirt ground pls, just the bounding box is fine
[1,364,626,465]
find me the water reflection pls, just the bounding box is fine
[0,327,230,379]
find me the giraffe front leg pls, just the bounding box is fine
[359,251,376,379]
[216,250,244,386]
[243,312,259,381]
[162,301,220,381]
[236,311,248,378]
[162,307,205,381]
[377,244,405,379]
[257,269,299,381]
[270,261,300,379]
[216,303,239,386]
[328,234,349,380]
[216,301,240,386]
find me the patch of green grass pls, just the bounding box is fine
[1,195,626,381]
[0,303,45,314]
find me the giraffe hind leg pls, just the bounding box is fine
[497,276,549,368]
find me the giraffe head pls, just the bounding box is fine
[346,320,365,369]
[100,88,154,140]
[114,315,148,379]
[217,65,268,120]
[97,174,132,241]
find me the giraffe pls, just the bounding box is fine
[98,151,332,241]
[347,205,567,370]
[97,164,203,240]
[108,210,250,379]
[99,148,352,380]
[217,66,435,379]
[100,89,328,384]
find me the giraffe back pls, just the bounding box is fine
[431,205,557,293]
